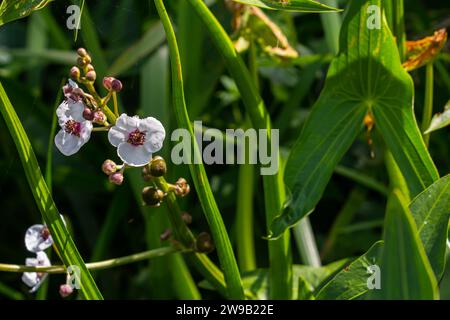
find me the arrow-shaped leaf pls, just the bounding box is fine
[409,175,450,279]
[270,0,439,238]
[232,0,341,12]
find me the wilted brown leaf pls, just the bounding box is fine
[403,29,447,72]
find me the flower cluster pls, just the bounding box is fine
[55,48,166,185]
[22,224,53,293]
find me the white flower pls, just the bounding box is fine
[22,251,51,293]
[25,224,53,253]
[108,114,165,167]
[54,99,93,156]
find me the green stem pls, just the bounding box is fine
[236,161,256,272]
[152,176,254,298]
[187,0,292,299]
[422,63,434,147]
[0,247,182,273]
[153,0,244,299]
[385,0,409,200]
[334,165,389,196]
[320,0,341,55]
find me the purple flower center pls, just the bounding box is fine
[41,227,50,240]
[65,120,82,137]
[127,129,146,146]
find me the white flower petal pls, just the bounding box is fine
[115,113,139,130]
[54,129,85,156]
[139,117,166,153]
[108,126,127,147]
[117,143,152,167]
[25,224,53,253]
[56,101,70,127]
[36,251,51,266]
[66,100,85,122]
[22,272,39,288]
[80,121,93,141]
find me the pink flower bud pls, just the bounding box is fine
[59,284,73,298]
[70,66,80,79]
[93,110,106,124]
[103,77,114,90]
[102,160,117,175]
[109,172,124,185]
[77,48,87,57]
[111,79,123,92]
[85,70,96,82]
[86,64,95,72]
[82,107,94,121]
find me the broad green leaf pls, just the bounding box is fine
[0,82,103,300]
[425,101,450,134]
[0,0,52,27]
[270,0,439,238]
[316,241,383,300]
[233,0,340,12]
[370,190,438,300]
[410,175,450,279]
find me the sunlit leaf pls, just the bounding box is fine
[232,6,298,59]
[425,101,450,134]
[232,0,340,12]
[403,29,448,72]
[370,190,438,300]
[0,0,52,27]
[316,241,383,300]
[409,175,450,279]
[270,0,439,238]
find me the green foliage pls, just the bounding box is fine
[0,0,52,27]
[271,0,439,238]
[370,190,438,299]
[233,0,340,12]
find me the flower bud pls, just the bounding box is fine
[59,284,73,298]
[149,156,167,177]
[111,79,123,92]
[175,178,190,197]
[109,172,124,185]
[70,66,80,80]
[82,107,94,121]
[181,212,192,225]
[103,77,114,90]
[86,70,96,82]
[142,186,165,207]
[160,229,172,241]
[77,48,87,57]
[195,232,214,253]
[86,64,95,72]
[102,160,117,175]
[77,57,86,67]
[93,110,106,124]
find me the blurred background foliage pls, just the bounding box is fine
[0,0,449,299]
